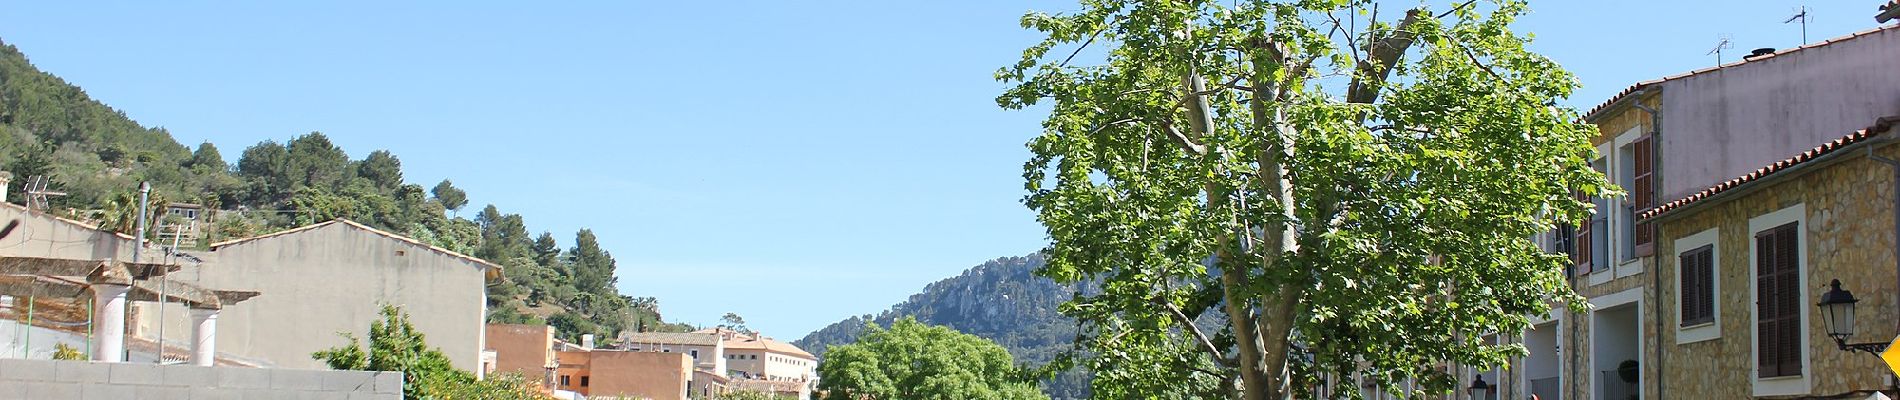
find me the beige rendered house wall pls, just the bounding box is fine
[136,222,490,371]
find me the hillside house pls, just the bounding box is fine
[138,219,500,372]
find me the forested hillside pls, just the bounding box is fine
[795,254,1090,399]
[0,37,686,342]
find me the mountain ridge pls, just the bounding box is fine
[795,253,1089,399]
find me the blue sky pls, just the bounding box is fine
[0,1,1882,338]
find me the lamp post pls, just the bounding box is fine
[1466,374,1492,400]
[1817,279,1890,354]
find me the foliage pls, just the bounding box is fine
[710,390,794,400]
[797,254,1086,399]
[817,317,1047,400]
[999,0,1607,398]
[433,179,468,213]
[0,35,686,345]
[720,312,754,335]
[314,304,545,400]
[52,343,84,360]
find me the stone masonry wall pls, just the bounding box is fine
[0,358,402,400]
[1553,94,1664,400]
[1652,142,1900,398]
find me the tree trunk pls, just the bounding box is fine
[1250,46,1302,400]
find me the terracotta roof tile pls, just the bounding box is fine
[1638,117,1898,220]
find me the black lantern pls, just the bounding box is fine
[1817,279,1888,354]
[1818,279,1859,342]
[1466,374,1491,399]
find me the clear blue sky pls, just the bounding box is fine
[0,1,1882,338]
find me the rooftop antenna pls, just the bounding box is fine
[1707,34,1735,65]
[1784,6,1810,44]
[22,175,66,211]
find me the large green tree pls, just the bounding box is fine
[817,317,1047,400]
[313,304,541,400]
[999,1,1607,398]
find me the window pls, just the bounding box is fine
[1585,156,1610,274]
[1675,228,1721,344]
[581,376,590,387]
[1679,245,1715,326]
[561,375,571,387]
[1617,143,1637,261]
[1630,135,1654,254]
[691,349,699,359]
[1755,221,1800,378]
[1749,204,1810,396]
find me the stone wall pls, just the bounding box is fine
[1550,92,1664,400]
[0,358,401,399]
[1650,142,1900,398]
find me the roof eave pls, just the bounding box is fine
[1642,120,1899,222]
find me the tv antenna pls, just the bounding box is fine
[22,175,66,211]
[1707,34,1735,65]
[1784,6,1810,44]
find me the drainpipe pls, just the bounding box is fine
[1629,99,1664,400]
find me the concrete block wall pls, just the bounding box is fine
[0,358,402,399]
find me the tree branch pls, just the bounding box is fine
[1163,122,1208,155]
[1159,297,1236,368]
[1345,9,1425,105]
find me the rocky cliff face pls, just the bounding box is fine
[796,253,1089,399]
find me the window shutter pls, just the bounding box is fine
[1680,246,1715,326]
[1774,224,1801,376]
[1575,192,1593,270]
[1680,250,1699,325]
[1756,231,1779,377]
[1755,223,1802,378]
[1632,135,1655,256]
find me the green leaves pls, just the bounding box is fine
[817,318,1048,400]
[1003,0,1604,398]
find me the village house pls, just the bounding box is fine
[1486,12,1900,400]
[136,219,500,372]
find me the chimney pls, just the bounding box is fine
[581,334,596,350]
[1744,48,1776,60]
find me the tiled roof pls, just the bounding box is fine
[621,332,722,346]
[695,328,816,359]
[208,219,500,270]
[1638,117,1898,220]
[1582,23,1900,121]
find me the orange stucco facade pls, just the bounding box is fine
[556,350,692,400]
[485,324,557,385]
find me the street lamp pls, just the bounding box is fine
[1817,279,1889,354]
[1466,374,1492,400]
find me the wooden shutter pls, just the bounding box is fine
[1773,224,1801,376]
[1632,135,1655,256]
[1755,223,1801,378]
[1680,246,1714,326]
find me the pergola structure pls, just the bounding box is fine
[0,256,258,365]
